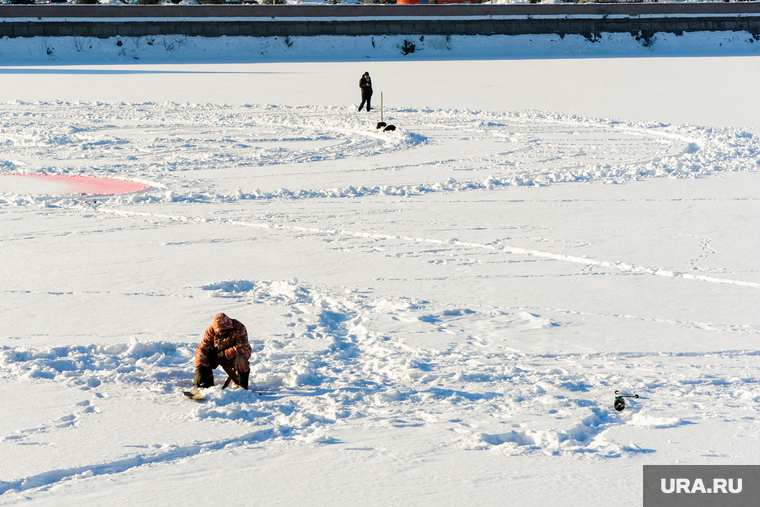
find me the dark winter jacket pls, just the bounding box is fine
[195,313,252,368]
[359,76,373,97]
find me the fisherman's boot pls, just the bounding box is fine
[238,371,249,390]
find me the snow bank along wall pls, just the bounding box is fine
[0,3,759,38]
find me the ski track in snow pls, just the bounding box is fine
[0,425,277,496]
[1,101,759,494]
[96,207,760,289]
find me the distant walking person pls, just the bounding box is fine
[358,72,373,112]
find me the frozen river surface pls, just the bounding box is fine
[0,40,759,506]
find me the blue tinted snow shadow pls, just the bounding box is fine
[0,68,298,75]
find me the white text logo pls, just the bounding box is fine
[661,478,742,494]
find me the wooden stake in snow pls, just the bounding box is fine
[381,92,396,132]
[376,92,387,130]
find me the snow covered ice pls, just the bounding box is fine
[0,34,759,506]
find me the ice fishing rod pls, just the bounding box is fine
[614,390,639,412]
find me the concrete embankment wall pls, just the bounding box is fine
[0,4,759,38]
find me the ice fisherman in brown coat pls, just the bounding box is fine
[194,313,252,390]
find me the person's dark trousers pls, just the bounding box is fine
[194,365,214,388]
[359,93,372,111]
[193,349,229,388]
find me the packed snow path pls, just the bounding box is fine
[0,101,759,502]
